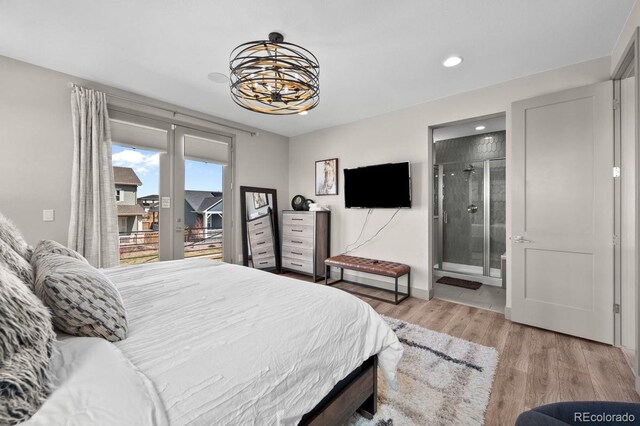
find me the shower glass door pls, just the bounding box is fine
[489,159,506,278]
[441,161,485,275]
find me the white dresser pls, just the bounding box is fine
[281,210,330,281]
[247,212,277,270]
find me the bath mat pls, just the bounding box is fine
[437,276,482,290]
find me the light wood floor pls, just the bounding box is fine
[285,274,640,425]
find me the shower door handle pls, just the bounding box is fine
[512,235,532,243]
[443,211,448,224]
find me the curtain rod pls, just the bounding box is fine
[68,82,258,137]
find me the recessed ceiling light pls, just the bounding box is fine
[207,72,229,84]
[475,125,486,131]
[443,56,463,68]
[298,111,309,116]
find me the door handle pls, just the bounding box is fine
[512,235,532,243]
[443,211,448,224]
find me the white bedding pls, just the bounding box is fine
[25,336,168,426]
[104,259,402,425]
[28,259,402,425]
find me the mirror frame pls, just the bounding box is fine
[239,186,281,272]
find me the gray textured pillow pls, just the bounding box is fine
[0,212,32,261]
[0,238,34,290]
[34,254,128,342]
[0,265,56,424]
[31,239,88,266]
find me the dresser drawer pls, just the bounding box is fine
[253,256,276,269]
[283,224,313,238]
[249,226,272,241]
[250,237,273,253]
[247,217,271,232]
[282,234,314,250]
[283,213,313,227]
[282,246,312,261]
[282,257,313,274]
[252,245,275,260]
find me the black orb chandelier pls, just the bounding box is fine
[229,32,320,115]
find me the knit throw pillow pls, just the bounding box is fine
[33,254,128,342]
[30,240,88,266]
[0,212,32,261]
[0,265,56,425]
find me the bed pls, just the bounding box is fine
[25,258,403,425]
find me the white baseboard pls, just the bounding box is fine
[504,307,511,320]
[328,268,430,300]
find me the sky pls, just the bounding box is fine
[112,145,223,197]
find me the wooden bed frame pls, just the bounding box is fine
[299,356,377,425]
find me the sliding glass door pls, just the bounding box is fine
[109,112,233,264]
[173,126,232,261]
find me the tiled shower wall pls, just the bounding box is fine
[434,131,506,275]
[435,131,506,163]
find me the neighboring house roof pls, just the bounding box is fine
[138,194,159,201]
[205,199,223,213]
[117,204,146,217]
[113,166,142,186]
[185,190,223,213]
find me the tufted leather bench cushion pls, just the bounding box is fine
[325,255,410,278]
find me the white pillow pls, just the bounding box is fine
[25,337,168,426]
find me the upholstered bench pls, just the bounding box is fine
[324,255,410,304]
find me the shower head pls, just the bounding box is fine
[463,164,475,173]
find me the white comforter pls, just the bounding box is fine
[26,336,169,426]
[105,259,402,425]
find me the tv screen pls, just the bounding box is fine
[344,162,411,208]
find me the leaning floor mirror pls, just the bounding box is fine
[240,186,281,273]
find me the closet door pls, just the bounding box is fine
[511,81,614,344]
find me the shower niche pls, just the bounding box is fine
[433,128,506,285]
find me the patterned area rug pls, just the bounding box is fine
[350,317,498,426]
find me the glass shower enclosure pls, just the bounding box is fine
[433,133,506,280]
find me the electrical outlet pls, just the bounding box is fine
[42,209,55,222]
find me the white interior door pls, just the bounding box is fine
[511,81,614,344]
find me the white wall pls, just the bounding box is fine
[289,57,611,302]
[0,55,289,264]
[612,0,640,73]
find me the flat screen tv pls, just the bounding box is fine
[344,162,411,208]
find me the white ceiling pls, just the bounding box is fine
[0,0,634,137]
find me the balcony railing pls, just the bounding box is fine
[118,227,223,265]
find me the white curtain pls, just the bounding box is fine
[68,87,119,268]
